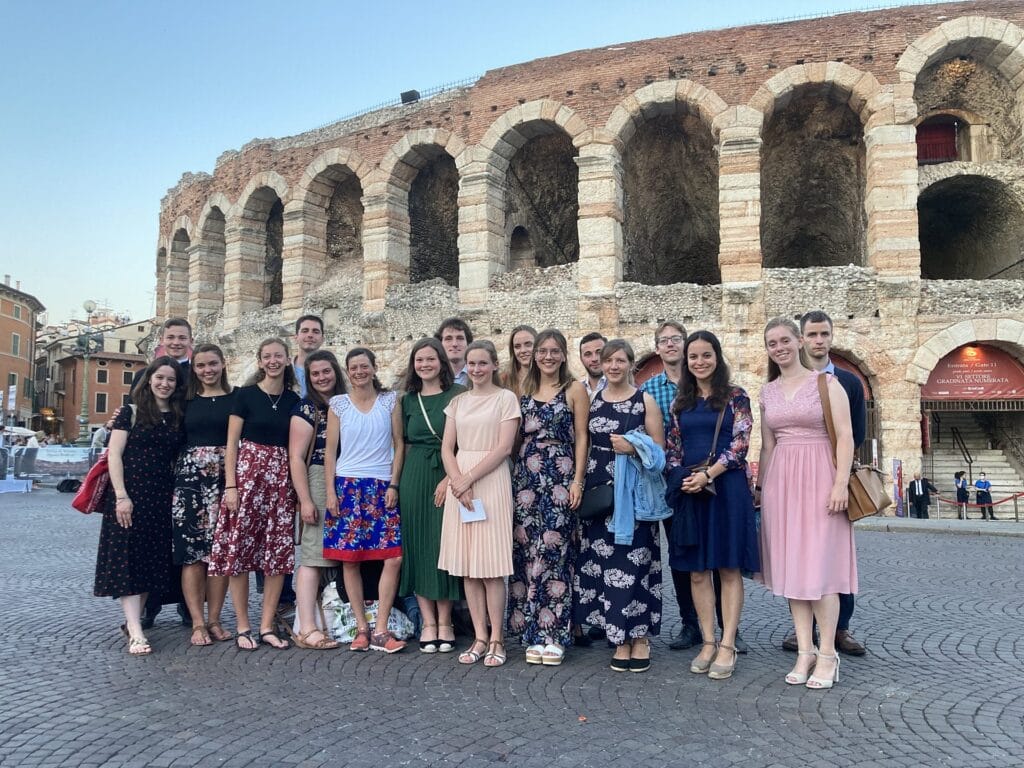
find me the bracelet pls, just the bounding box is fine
[224,486,237,490]
[571,480,584,488]
[701,468,712,481]
[388,483,398,490]
[115,494,128,500]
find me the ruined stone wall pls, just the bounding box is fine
[409,154,458,284]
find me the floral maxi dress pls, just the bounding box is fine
[507,389,578,647]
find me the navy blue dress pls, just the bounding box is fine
[665,392,760,574]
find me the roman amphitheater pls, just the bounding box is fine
[154,0,1024,489]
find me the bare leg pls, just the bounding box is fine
[463,578,489,640]
[714,568,743,667]
[375,557,403,634]
[483,577,506,643]
[690,570,718,665]
[788,599,817,678]
[295,565,323,635]
[229,573,255,647]
[342,562,367,632]
[120,593,146,637]
[810,594,840,680]
[181,562,208,627]
[417,596,438,642]
[206,574,230,638]
[259,573,286,646]
[436,599,454,640]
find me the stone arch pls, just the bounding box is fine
[917,172,1024,280]
[755,68,875,269]
[190,193,231,318]
[898,17,1024,159]
[509,226,534,271]
[379,130,465,286]
[607,81,726,285]
[288,148,369,310]
[165,225,190,318]
[909,319,1024,385]
[224,171,289,317]
[480,101,590,270]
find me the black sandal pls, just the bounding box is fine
[235,630,259,652]
[259,629,290,650]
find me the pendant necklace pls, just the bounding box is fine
[265,389,284,411]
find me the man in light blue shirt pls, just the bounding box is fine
[292,314,325,398]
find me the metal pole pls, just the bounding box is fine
[1015,494,1019,523]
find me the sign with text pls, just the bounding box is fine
[5,385,15,413]
[922,344,1024,400]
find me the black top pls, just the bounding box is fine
[184,391,236,448]
[291,398,328,467]
[232,384,300,447]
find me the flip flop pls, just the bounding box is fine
[235,630,259,652]
[259,630,290,650]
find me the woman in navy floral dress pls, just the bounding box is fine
[573,339,665,673]
[507,329,589,666]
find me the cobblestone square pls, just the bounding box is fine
[2,490,1022,767]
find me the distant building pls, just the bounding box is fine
[34,319,152,440]
[0,275,45,427]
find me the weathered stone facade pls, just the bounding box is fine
[155,1,1024,475]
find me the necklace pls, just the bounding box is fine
[265,389,284,410]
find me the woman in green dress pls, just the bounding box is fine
[398,338,465,653]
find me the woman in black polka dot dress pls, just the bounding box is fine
[94,357,185,655]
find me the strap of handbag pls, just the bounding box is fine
[417,393,441,442]
[816,374,839,470]
[683,403,726,471]
[304,404,321,467]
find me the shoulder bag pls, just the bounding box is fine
[817,375,891,522]
[684,406,726,497]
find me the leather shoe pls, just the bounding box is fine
[835,629,866,656]
[668,623,700,650]
[733,632,749,654]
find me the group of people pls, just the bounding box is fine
[93,309,866,690]
[910,470,997,520]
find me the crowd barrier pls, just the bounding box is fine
[932,492,1024,522]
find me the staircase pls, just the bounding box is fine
[928,412,1024,519]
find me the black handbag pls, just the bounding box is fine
[577,400,639,521]
[684,407,726,497]
[578,483,614,521]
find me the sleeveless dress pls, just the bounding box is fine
[398,386,464,600]
[437,389,521,578]
[757,374,858,600]
[573,389,662,645]
[666,390,760,574]
[507,389,579,647]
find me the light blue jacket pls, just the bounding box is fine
[610,431,673,545]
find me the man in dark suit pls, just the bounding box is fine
[907,472,938,519]
[784,311,869,657]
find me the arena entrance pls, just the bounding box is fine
[921,344,1024,513]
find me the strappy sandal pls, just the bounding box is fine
[785,649,818,685]
[127,636,152,655]
[458,638,488,665]
[190,625,212,647]
[207,621,233,642]
[259,629,290,650]
[483,640,507,668]
[235,630,259,652]
[295,628,340,650]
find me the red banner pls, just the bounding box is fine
[922,344,1024,400]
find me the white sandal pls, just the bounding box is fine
[525,644,544,664]
[540,643,565,666]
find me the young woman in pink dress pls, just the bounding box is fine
[755,317,856,690]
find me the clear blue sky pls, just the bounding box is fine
[0,0,931,325]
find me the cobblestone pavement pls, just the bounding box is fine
[2,489,1022,768]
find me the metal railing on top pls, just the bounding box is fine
[950,426,973,484]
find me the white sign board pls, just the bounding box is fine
[4,385,14,414]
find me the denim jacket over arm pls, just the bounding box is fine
[610,430,673,545]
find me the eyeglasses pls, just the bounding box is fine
[656,335,684,346]
[535,349,563,359]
